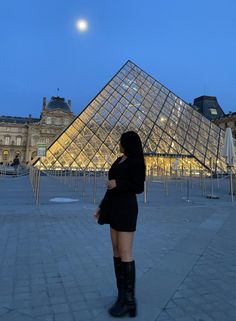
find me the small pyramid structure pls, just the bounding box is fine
[35,60,232,172]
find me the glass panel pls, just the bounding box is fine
[107,114,117,126]
[116,85,126,96]
[80,111,91,124]
[96,94,107,106]
[66,142,81,159]
[87,118,99,132]
[59,150,74,167]
[81,127,94,141]
[89,135,103,150]
[73,135,87,150]
[91,153,107,168]
[71,118,85,132]
[157,113,168,129]
[57,134,72,149]
[75,151,90,168]
[66,125,79,141]
[83,143,96,159]
[49,141,64,158]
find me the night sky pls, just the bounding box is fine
[0,0,235,118]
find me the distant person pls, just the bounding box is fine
[94,131,146,318]
[12,155,20,171]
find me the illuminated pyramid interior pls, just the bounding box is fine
[35,60,231,173]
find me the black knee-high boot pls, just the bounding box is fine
[109,260,137,318]
[108,257,125,315]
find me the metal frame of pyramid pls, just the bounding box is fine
[35,60,232,173]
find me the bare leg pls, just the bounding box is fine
[110,228,135,260]
[117,231,135,262]
[110,227,119,257]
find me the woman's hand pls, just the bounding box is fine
[94,207,101,221]
[106,179,117,190]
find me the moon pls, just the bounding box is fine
[76,19,88,32]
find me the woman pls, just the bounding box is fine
[94,131,145,318]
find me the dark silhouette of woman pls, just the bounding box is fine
[94,131,145,317]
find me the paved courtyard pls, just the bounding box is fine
[0,173,235,321]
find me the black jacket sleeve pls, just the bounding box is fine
[116,159,145,194]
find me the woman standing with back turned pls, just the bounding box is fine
[94,131,146,318]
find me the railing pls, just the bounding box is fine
[44,168,108,204]
[21,166,235,205]
[0,164,29,177]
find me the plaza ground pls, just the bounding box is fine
[0,173,235,321]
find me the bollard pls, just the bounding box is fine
[64,168,66,185]
[189,165,193,188]
[179,171,183,192]
[202,173,206,196]
[144,180,147,204]
[74,170,78,191]
[82,170,86,199]
[93,171,97,204]
[186,177,190,202]
[216,171,220,189]
[36,169,41,205]
[69,168,72,187]
[200,170,203,188]
[164,172,168,196]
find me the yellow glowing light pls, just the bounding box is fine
[76,19,88,32]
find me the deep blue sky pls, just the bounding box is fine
[0,0,235,117]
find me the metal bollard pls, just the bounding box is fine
[186,177,190,202]
[36,169,41,205]
[82,170,86,199]
[69,168,72,187]
[93,171,97,204]
[202,173,206,196]
[164,173,168,196]
[144,181,147,204]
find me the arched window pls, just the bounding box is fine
[2,150,9,162]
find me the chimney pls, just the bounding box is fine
[43,97,47,111]
[68,99,72,107]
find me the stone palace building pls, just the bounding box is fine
[0,96,74,164]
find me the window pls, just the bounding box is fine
[209,108,218,115]
[32,136,39,146]
[46,138,50,144]
[4,136,10,145]
[16,137,22,146]
[46,117,52,124]
[54,118,61,125]
[2,150,9,161]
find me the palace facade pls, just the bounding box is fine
[0,96,75,164]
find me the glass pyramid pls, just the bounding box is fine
[35,60,234,173]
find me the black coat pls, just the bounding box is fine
[98,156,145,232]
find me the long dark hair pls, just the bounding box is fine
[120,131,144,162]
